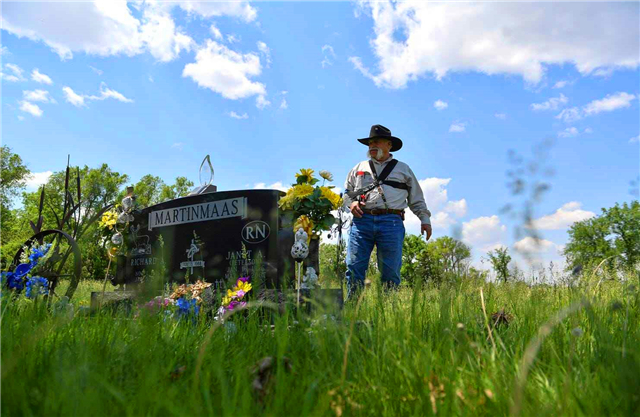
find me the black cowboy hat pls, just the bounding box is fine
[357,124,403,152]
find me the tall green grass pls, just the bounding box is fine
[2,272,639,416]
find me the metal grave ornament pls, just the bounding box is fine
[189,155,217,195]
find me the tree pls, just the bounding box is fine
[401,234,429,285]
[159,177,195,202]
[0,146,30,208]
[429,236,472,275]
[132,174,164,208]
[564,201,640,271]
[486,246,511,283]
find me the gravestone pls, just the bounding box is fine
[114,189,298,289]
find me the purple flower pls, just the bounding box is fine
[226,300,247,311]
[238,277,250,283]
[235,290,246,298]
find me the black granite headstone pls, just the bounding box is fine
[114,190,296,289]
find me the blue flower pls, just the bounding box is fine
[28,244,51,266]
[14,263,33,279]
[25,277,49,298]
[176,297,199,316]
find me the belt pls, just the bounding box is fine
[362,208,404,216]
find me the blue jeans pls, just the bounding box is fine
[345,213,405,298]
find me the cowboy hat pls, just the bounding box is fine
[357,124,403,152]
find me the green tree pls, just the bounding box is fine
[564,201,640,271]
[159,176,195,202]
[1,147,32,266]
[401,234,429,285]
[486,246,511,283]
[1,146,30,208]
[429,236,472,275]
[132,174,164,208]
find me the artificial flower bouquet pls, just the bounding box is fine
[278,169,343,241]
[1,242,53,299]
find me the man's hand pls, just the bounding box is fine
[350,201,365,218]
[421,223,432,240]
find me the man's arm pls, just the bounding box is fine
[343,166,365,218]
[406,166,432,239]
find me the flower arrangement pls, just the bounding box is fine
[215,277,253,321]
[97,192,137,257]
[278,169,343,241]
[1,242,52,298]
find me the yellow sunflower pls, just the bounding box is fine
[295,168,315,183]
[292,184,314,199]
[320,186,343,209]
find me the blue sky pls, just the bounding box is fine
[2,1,639,275]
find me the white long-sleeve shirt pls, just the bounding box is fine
[343,155,432,225]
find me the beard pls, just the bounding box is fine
[367,147,384,160]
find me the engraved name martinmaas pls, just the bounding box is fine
[148,197,247,230]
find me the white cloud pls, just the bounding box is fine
[183,40,266,101]
[256,94,271,109]
[91,83,133,103]
[449,122,466,133]
[227,111,248,120]
[350,2,639,88]
[31,68,53,85]
[494,113,506,120]
[404,178,467,233]
[139,6,194,63]
[26,171,53,188]
[22,90,56,104]
[17,115,25,121]
[209,24,223,40]
[558,127,579,138]
[19,100,43,117]
[1,1,251,62]
[0,46,8,56]
[89,65,103,76]
[556,107,583,123]
[1,63,26,82]
[175,1,257,22]
[556,91,637,122]
[257,41,271,67]
[630,135,639,143]
[63,83,132,107]
[226,34,240,44]
[553,80,569,89]
[530,94,568,111]
[462,215,507,252]
[279,98,288,110]
[321,44,336,68]
[514,236,557,254]
[583,92,637,115]
[148,75,154,83]
[62,86,86,107]
[433,100,448,110]
[171,142,184,151]
[530,202,595,230]
[584,127,593,134]
[253,181,289,192]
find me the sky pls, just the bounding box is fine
[2,0,639,276]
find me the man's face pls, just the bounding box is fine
[367,138,392,160]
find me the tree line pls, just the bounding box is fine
[2,146,638,283]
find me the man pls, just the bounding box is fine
[343,124,432,298]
